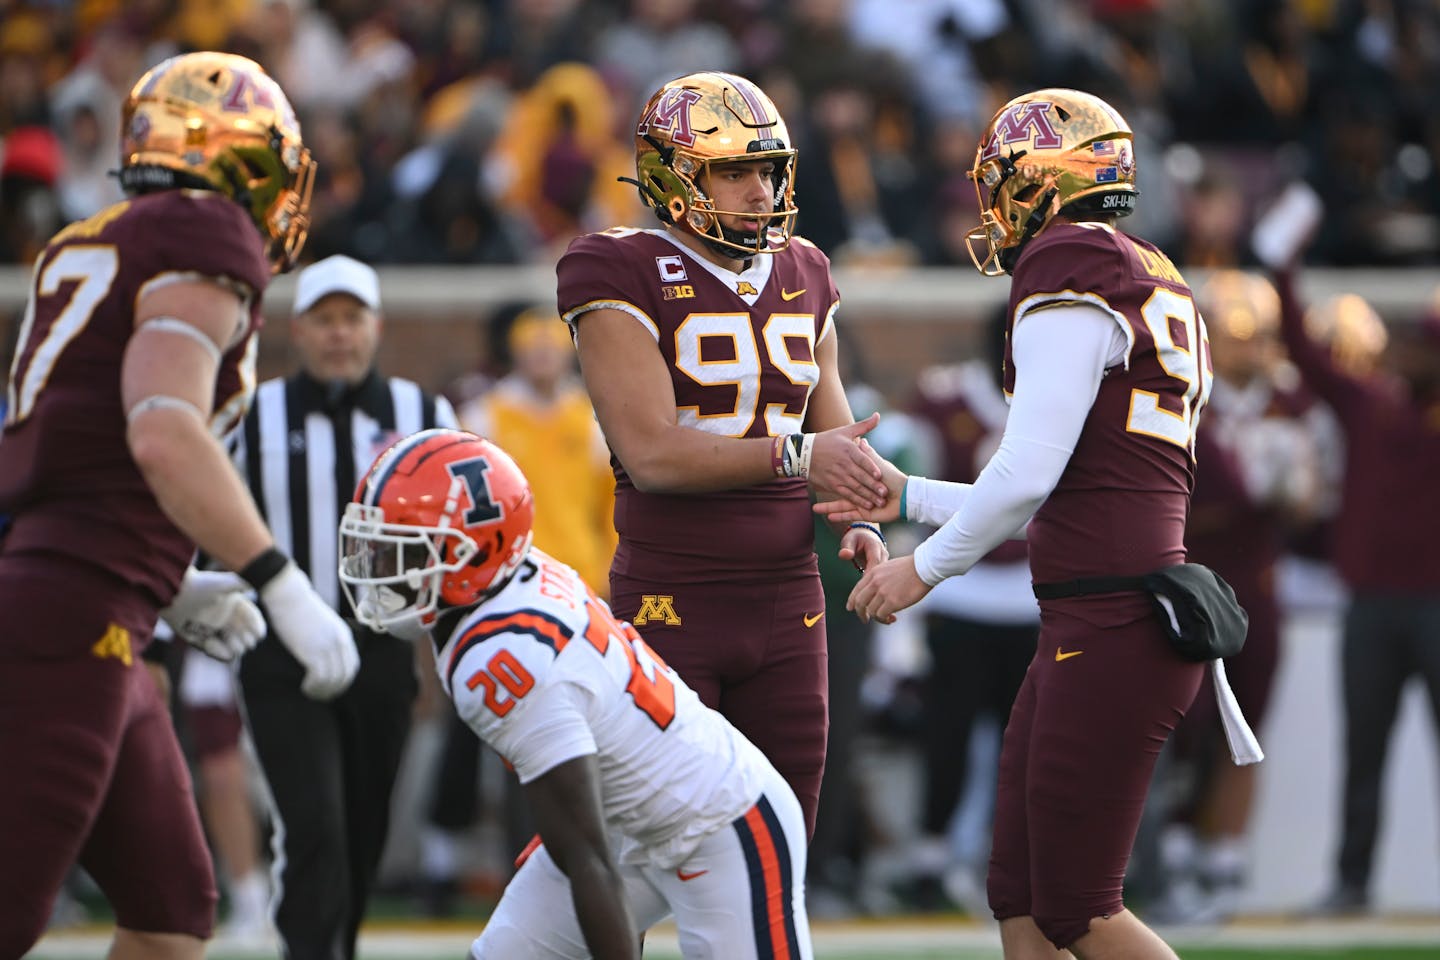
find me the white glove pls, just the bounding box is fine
[260,561,360,700]
[160,567,265,662]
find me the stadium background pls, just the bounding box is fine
[2,0,1439,953]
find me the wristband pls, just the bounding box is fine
[780,433,805,479]
[239,547,289,591]
[770,435,787,478]
[796,433,816,479]
[899,482,908,521]
[849,521,886,545]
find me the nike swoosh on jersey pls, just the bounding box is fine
[780,288,806,301]
[677,868,708,882]
[1054,648,1084,662]
[803,612,824,628]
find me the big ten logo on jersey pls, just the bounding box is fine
[663,284,695,301]
[632,594,681,626]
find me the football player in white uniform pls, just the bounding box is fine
[339,429,812,960]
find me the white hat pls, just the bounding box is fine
[293,255,381,314]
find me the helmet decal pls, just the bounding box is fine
[728,82,776,141]
[980,101,1062,162]
[445,457,502,527]
[220,68,278,113]
[637,87,703,147]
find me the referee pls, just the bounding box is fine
[232,255,457,960]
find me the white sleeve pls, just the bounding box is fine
[911,303,1125,585]
[905,475,973,527]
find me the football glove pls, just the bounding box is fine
[159,567,265,662]
[260,561,360,700]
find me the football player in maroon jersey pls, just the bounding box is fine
[557,71,889,837]
[0,53,357,959]
[819,89,1212,958]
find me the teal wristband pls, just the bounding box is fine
[899,482,908,522]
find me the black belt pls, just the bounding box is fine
[1032,575,1147,600]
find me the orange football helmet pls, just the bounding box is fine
[967,88,1138,276]
[627,71,798,257]
[339,429,535,640]
[120,52,315,273]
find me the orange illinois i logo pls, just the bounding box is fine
[632,595,682,626]
[92,623,133,666]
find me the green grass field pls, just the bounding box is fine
[30,919,1440,960]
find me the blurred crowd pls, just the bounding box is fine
[4,0,1440,271]
[8,0,1440,940]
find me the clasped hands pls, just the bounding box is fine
[806,419,932,625]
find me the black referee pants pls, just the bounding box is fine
[1336,592,1440,894]
[240,626,417,960]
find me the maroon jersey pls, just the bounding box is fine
[557,228,839,583]
[0,191,270,608]
[1004,222,1211,583]
[1276,272,1440,591]
[909,360,1028,565]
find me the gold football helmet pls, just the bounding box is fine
[627,71,797,258]
[966,88,1138,276]
[1306,294,1388,377]
[1200,270,1281,382]
[120,52,315,273]
[1199,270,1280,342]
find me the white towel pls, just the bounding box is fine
[1155,594,1264,765]
[1211,657,1264,765]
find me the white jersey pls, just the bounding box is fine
[437,547,770,868]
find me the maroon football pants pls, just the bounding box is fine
[611,571,828,838]
[987,595,1204,949]
[0,561,215,956]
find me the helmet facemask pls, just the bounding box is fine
[627,72,800,259]
[339,502,479,642]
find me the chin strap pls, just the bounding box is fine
[1000,186,1059,274]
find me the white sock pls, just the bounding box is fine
[228,870,270,923]
[1199,837,1248,885]
[421,826,459,881]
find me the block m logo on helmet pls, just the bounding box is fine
[638,87,703,147]
[980,101,1062,162]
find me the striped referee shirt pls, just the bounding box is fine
[232,369,458,612]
